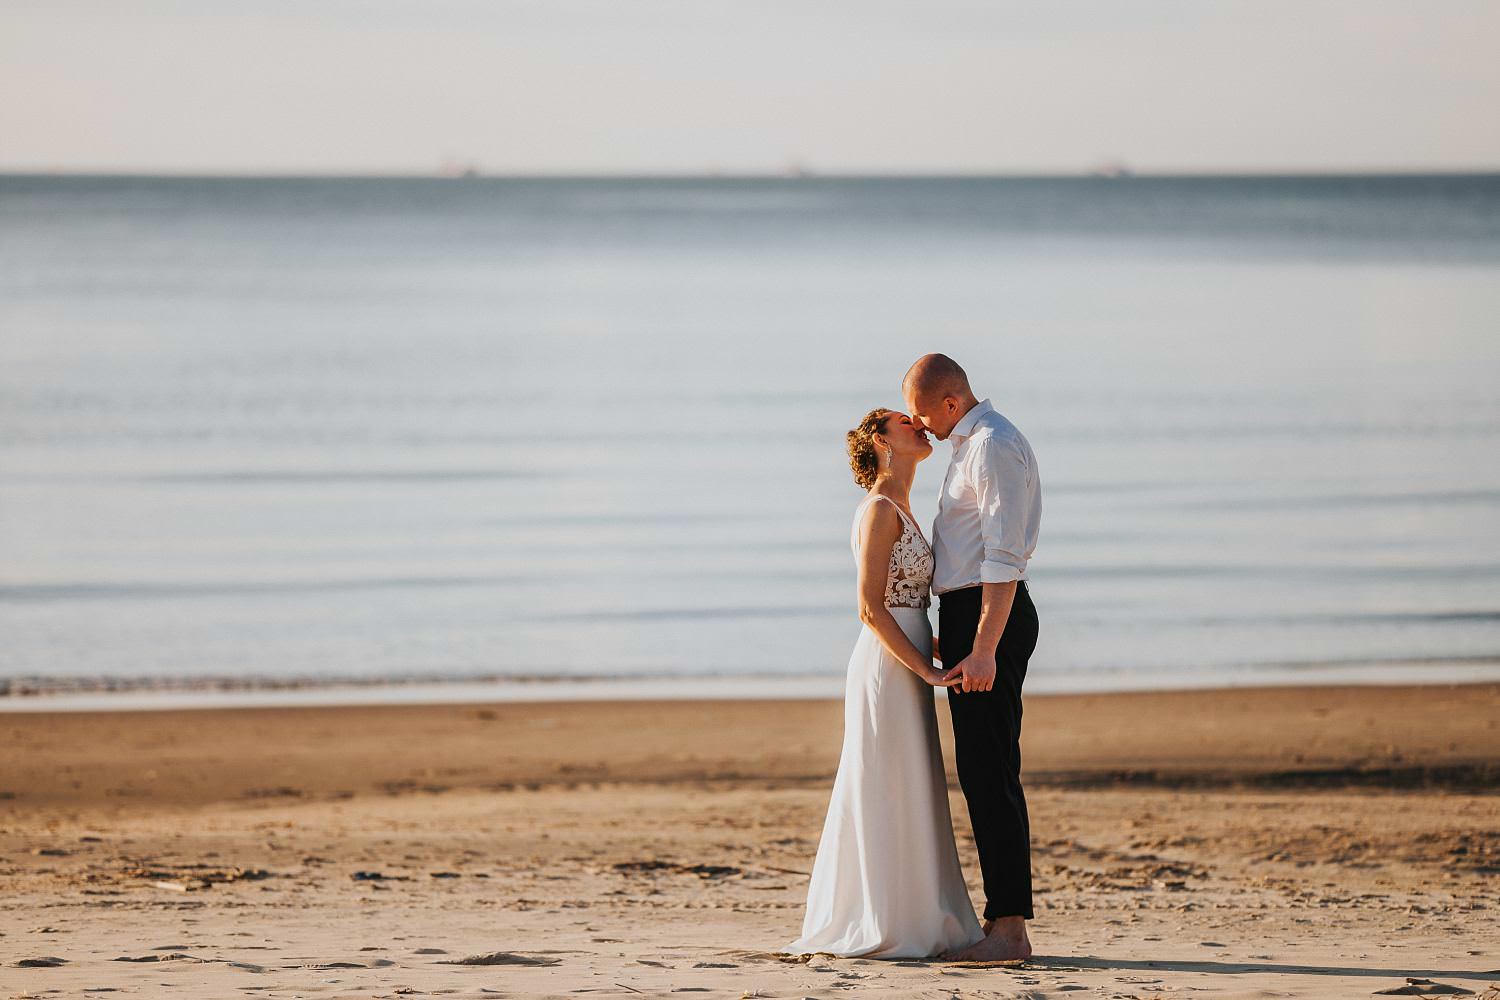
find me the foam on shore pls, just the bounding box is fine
[4,658,1499,712]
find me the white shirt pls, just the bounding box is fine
[931,399,1041,595]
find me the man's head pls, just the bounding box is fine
[902,353,978,440]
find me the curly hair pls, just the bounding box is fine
[846,408,892,491]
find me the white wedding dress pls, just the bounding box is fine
[785,494,983,959]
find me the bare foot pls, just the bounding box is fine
[948,916,1032,964]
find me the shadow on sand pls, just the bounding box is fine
[1023,954,1500,984]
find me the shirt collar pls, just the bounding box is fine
[949,398,993,442]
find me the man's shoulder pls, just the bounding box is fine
[961,411,1034,475]
[972,409,1028,449]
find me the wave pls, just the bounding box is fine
[0,574,531,601]
[497,602,1500,628]
[1034,563,1500,581]
[135,467,543,484]
[5,653,1498,704]
[1045,608,1500,629]
[1165,489,1500,511]
[535,605,845,624]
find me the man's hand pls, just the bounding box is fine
[944,650,997,692]
[922,665,963,688]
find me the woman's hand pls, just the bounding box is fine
[923,665,963,688]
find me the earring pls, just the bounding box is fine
[883,447,893,464]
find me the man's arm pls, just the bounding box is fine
[944,581,1015,691]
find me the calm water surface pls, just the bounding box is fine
[2,175,1498,702]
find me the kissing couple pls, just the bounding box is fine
[785,353,1042,963]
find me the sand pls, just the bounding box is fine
[2,683,1498,998]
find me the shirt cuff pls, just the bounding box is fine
[979,559,1024,585]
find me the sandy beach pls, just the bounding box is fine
[3,683,1498,998]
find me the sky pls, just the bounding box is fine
[3,0,1498,175]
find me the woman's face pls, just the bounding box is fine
[878,411,933,462]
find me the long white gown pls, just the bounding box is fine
[785,494,984,959]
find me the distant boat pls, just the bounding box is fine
[1089,159,1134,179]
[438,159,481,179]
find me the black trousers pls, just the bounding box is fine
[938,580,1038,921]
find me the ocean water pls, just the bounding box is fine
[2,174,1499,705]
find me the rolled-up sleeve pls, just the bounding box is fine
[972,435,1032,584]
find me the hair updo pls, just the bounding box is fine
[846,408,892,491]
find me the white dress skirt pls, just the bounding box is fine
[785,496,983,959]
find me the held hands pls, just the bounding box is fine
[923,665,964,688]
[918,634,960,686]
[943,650,997,692]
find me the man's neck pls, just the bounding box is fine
[950,394,983,435]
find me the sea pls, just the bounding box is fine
[2,173,1498,710]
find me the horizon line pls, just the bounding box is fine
[3,166,1499,181]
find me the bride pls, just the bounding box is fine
[785,408,984,960]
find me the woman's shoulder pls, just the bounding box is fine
[857,492,902,532]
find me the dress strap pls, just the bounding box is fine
[874,494,926,535]
[859,494,925,542]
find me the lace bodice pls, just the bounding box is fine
[851,495,934,610]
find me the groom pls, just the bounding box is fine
[903,354,1041,963]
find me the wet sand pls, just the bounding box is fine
[3,683,1498,998]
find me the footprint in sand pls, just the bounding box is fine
[296,959,396,969]
[437,951,562,967]
[114,953,268,973]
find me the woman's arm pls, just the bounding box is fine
[857,501,959,687]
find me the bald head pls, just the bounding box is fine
[902,353,980,441]
[903,353,972,401]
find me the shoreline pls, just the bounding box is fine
[4,659,1499,713]
[7,683,1498,813]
